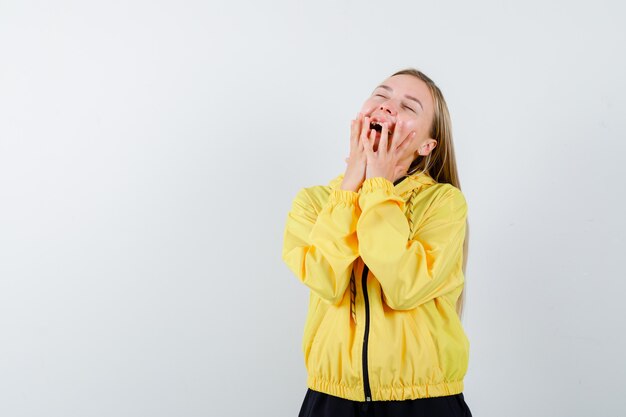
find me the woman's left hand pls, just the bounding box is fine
[363,121,416,182]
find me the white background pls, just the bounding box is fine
[1,1,625,416]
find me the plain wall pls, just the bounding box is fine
[1,1,625,416]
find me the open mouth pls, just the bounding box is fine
[369,121,393,137]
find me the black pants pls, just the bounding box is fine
[298,388,473,417]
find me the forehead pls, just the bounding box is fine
[378,74,434,110]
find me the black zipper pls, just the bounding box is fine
[361,263,372,402]
[360,176,403,404]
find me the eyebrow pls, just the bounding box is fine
[375,84,424,110]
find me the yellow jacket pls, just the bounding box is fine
[282,172,469,402]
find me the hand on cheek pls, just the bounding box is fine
[341,113,370,191]
[363,121,416,182]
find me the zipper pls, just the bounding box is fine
[361,263,372,402]
[361,176,403,404]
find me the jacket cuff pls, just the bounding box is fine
[358,177,405,211]
[359,177,395,194]
[329,189,360,206]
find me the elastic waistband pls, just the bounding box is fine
[308,375,464,402]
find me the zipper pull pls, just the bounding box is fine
[362,397,371,413]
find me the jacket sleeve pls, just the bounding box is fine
[282,186,361,305]
[356,177,467,310]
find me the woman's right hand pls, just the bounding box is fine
[341,113,369,192]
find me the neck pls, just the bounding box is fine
[393,174,408,186]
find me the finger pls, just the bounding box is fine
[357,114,366,151]
[396,131,416,155]
[367,129,372,153]
[350,115,362,148]
[350,120,358,149]
[357,113,366,148]
[355,112,364,135]
[390,121,404,152]
[380,122,389,155]
[393,126,415,154]
[361,116,370,137]
[360,116,371,143]
[362,120,374,154]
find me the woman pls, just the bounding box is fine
[282,68,473,416]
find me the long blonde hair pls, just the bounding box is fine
[392,68,470,321]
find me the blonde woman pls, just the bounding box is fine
[282,69,473,417]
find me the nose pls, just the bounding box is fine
[379,99,397,115]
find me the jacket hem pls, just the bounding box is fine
[307,374,464,402]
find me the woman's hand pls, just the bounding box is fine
[341,113,368,192]
[363,121,416,183]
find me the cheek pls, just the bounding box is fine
[360,100,377,115]
[400,119,421,136]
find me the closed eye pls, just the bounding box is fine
[403,104,417,113]
[375,94,388,98]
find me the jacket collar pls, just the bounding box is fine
[328,171,437,197]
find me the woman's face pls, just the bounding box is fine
[359,74,436,155]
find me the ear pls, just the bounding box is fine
[416,139,437,156]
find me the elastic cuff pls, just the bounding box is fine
[360,177,395,194]
[329,189,359,206]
